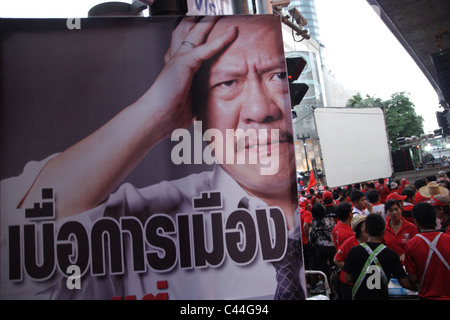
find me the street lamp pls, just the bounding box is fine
[297,133,311,173]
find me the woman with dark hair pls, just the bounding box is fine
[309,203,336,281]
[383,199,418,263]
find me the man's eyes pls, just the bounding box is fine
[273,72,287,81]
[217,80,238,88]
[213,72,287,89]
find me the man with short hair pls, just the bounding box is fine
[376,178,390,204]
[366,189,385,220]
[429,195,450,233]
[333,214,368,300]
[1,15,304,300]
[401,188,416,224]
[323,190,337,222]
[350,189,369,216]
[413,177,428,204]
[405,202,450,300]
[344,214,416,300]
[332,202,354,251]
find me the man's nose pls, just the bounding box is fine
[240,81,282,124]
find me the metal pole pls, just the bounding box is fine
[230,0,250,14]
[254,0,272,14]
[297,134,311,173]
[303,140,310,173]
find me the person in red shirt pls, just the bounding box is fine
[429,195,450,234]
[366,189,385,220]
[405,202,450,300]
[332,202,354,250]
[323,190,337,223]
[414,178,429,204]
[389,181,401,197]
[386,191,406,207]
[383,199,418,263]
[400,178,409,191]
[401,188,416,225]
[376,178,390,204]
[333,214,367,300]
[417,181,448,204]
[300,207,313,270]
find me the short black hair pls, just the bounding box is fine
[412,202,437,230]
[350,189,365,203]
[311,203,326,220]
[385,199,401,212]
[401,188,415,200]
[335,202,352,221]
[414,178,427,190]
[365,213,385,237]
[366,189,380,203]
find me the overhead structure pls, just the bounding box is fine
[366,0,450,107]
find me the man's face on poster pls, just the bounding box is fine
[197,16,296,198]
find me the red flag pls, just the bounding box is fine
[307,170,316,190]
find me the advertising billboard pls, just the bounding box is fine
[0,15,305,300]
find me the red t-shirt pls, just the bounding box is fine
[405,232,450,300]
[334,236,359,284]
[384,218,418,261]
[414,191,429,204]
[332,222,354,250]
[300,209,312,244]
[376,184,390,203]
[402,203,416,225]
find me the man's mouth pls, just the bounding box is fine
[235,129,293,152]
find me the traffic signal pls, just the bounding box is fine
[285,56,308,107]
[286,56,306,83]
[436,110,450,137]
[289,83,309,108]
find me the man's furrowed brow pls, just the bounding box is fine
[257,56,288,74]
[209,56,286,80]
[210,63,248,79]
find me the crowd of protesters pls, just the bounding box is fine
[299,171,450,300]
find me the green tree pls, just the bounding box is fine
[346,92,424,150]
[346,92,364,108]
[384,92,424,150]
[346,93,384,108]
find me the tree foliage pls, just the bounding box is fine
[346,92,424,150]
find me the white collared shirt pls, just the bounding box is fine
[1,155,304,300]
[352,207,370,216]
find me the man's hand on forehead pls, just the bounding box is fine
[164,16,237,65]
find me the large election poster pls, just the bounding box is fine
[0,15,305,300]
